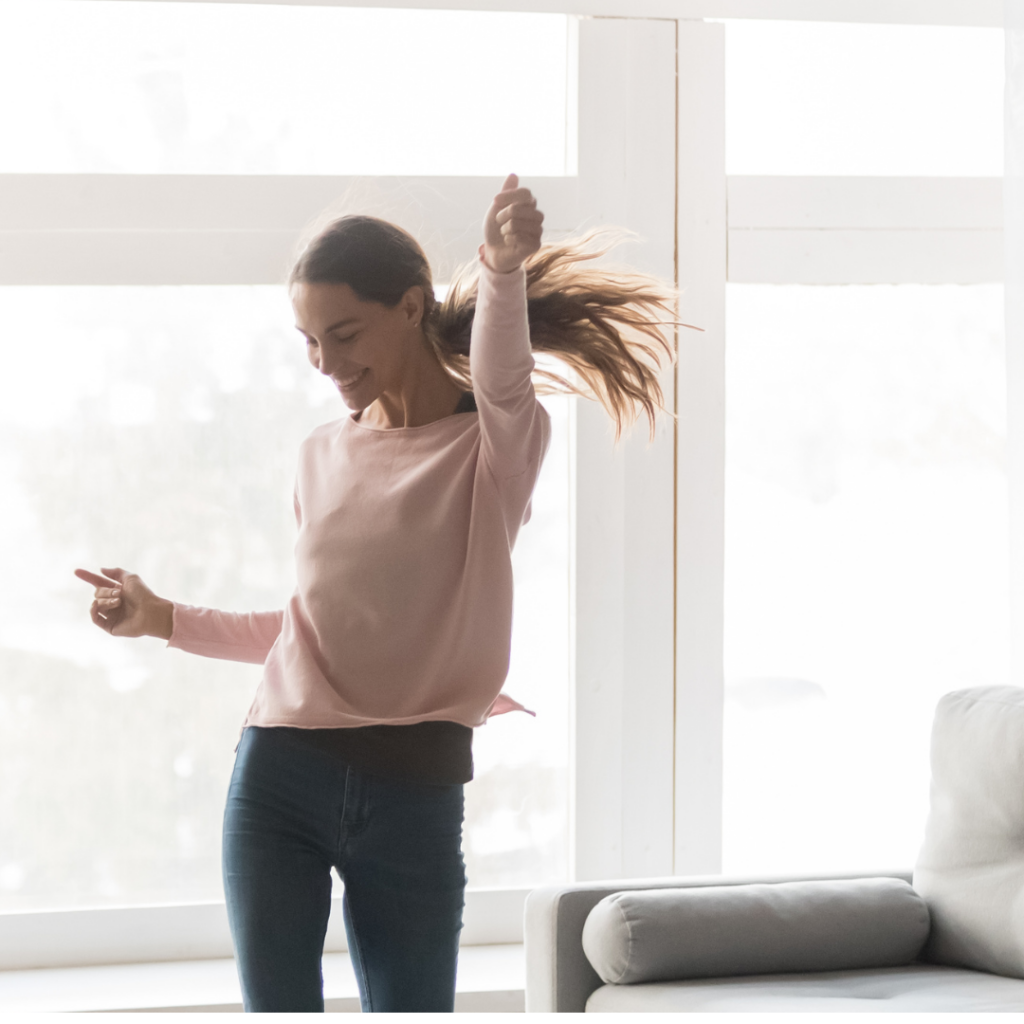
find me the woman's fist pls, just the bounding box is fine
[482,173,544,274]
[74,567,174,640]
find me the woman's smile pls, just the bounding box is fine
[335,368,369,391]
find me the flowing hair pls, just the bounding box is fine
[289,215,690,439]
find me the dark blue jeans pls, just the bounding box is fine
[222,726,467,1012]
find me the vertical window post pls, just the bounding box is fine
[569,16,677,882]
[674,19,727,876]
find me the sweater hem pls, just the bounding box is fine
[242,710,489,731]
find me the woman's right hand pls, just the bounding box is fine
[74,567,174,640]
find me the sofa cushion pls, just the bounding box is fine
[914,685,1024,979]
[584,964,1024,1012]
[581,877,929,985]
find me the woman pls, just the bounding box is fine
[76,174,677,1012]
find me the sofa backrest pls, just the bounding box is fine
[914,685,1024,978]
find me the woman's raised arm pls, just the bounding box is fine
[470,175,551,483]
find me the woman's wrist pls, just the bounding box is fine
[479,244,523,275]
[151,597,174,641]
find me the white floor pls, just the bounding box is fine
[0,943,525,1012]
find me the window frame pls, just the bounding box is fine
[0,0,1006,968]
[85,0,1002,29]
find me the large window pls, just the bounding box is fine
[0,0,574,913]
[1,0,1010,955]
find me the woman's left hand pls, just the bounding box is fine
[481,173,544,274]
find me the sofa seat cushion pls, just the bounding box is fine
[584,964,1024,1012]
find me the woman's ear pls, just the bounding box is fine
[400,285,426,328]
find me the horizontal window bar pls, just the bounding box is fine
[1,175,1004,285]
[81,0,1002,29]
[728,227,1002,283]
[729,176,1002,231]
[0,888,530,971]
[0,174,581,233]
[0,175,585,284]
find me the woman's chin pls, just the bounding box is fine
[341,391,379,419]
[337,385,372,411]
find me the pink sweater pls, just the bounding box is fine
[168,262,551,729]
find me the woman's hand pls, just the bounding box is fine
[482,173,544,274]
[74,567,174,640]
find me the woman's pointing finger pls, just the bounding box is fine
[75,568,119,589]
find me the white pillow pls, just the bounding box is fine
[914,685,1024,978]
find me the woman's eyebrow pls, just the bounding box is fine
[294,317,360,338]
[325,317,360,334]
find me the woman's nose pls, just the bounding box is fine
[314,342,338,375]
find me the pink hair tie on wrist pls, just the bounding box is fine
[478,245,515,274]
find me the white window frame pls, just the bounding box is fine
[0,0,1005,969]
[92,0,1002,29]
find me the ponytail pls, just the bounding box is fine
[434,233,683,440]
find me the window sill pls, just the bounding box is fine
[0,943,525,1013]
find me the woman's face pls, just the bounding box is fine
[291,281,424,411]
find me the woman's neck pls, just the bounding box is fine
[356,356,464,430]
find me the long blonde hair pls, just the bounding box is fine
[290,217,685,439]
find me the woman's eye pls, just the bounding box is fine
[335,334,358,344]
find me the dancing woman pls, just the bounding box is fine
[77,174,676,1012]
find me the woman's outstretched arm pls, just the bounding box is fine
[75,567,283,665]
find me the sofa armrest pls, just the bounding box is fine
[524,869,913,1013]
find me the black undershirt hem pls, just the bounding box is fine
[266,721,474,785]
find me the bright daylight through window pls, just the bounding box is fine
[3,0,1009,920]
[723,19,1006,874]
[723,284,1007,874]
[0,1,573,912]
[0,288,570,909]
[0,2,572,176]
[726,21,1003,176]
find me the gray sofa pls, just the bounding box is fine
[524,686,1024,1011]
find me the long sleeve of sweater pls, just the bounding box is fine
[168,605,283,664]
[470,261,549,482]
